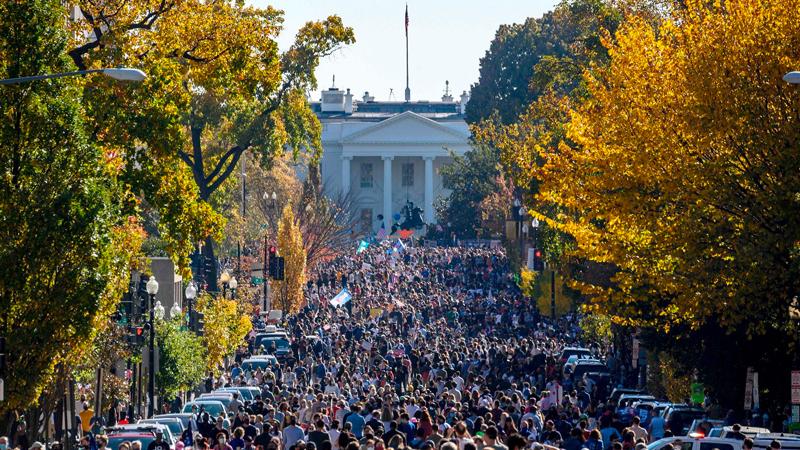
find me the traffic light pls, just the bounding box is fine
[195,311,205,334]
[137,274,149,315]
[268,246,278,278]
[533,249,544,272]
[0,336,6,377]
[274,257,285,281]
[202,257,214,285]
[134,326,145,344]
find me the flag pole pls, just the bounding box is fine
[405,4,410,102]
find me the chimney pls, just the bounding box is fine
[321,87,345,112]
[344,88,354,114]
[459,90,470,115]
[362,91,374,102]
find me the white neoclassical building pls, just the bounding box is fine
[313,85,471,233]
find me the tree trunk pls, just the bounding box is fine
[203,236,218,292]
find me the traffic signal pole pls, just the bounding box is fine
[268,234,269,313]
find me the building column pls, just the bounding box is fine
[382,155,394,229]
[341,155,352,195]
[424,156,435,223]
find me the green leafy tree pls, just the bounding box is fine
[0,0,143,415]
[156,318,205,400]
[69,0,355,289]
[438,145,501,238]
[466,0,621,125]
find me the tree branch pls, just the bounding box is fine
[206,147,244,194]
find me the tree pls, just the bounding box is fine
[69,0,355,289]
[195,293,251,374]
[438,145,502,238]
[466,0,621,125]
[155,318,205,400]
[275,203,306,314]
[0,0,143,415]
[522,0,800,407]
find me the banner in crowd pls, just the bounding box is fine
[394,239,406,253]
[399,229,414,239]
[356,240,369,254]
[329,288,352,307]
[370,308,383,319]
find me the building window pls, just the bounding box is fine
[360,163,373,188]
[402,163,414,187]
[360,208,373,232]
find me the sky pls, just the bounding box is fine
[248,0,558,102]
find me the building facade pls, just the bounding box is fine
[313,86,471,233]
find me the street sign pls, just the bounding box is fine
[793,405,800,424]
[691,382,704,405]
[792,387,800,404]
[792,370,800,388]
[744,367,754,410]
[0,378,5,402]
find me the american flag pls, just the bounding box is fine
[405,4,409,37]
[376,225,387,240]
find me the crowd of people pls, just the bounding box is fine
[192,241,648,450]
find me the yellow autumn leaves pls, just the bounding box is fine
[492,0,800,336]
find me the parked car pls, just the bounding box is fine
[153,413,195,432]
[609,388,644,404]
[688,419,725,436]
[216,386,259,402]
[253,334,291,360]
[138,418,184,441]
[241,356,280,372]
[182,400,227,417]
[617,394,657,425]
[106,431,160,450]
[631,400,671,427]
[571,360,610,379]
[559,347,593,365]
[107,423,176,450]
[752,434,800,450]
[563,355,598,376]
[663,405,707,435]
[648,435,742,450]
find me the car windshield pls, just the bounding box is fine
[108,437,155,450]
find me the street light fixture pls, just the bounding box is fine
[783,71,800,84]
[229,276,238,299]
[144,276,158,418]
[185,282,197,332]
[169,302,181,319]
[0,67,147,85]
[153,301,165,321]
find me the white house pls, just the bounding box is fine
[313,85,471,233]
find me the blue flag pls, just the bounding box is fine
[329,288,352,307]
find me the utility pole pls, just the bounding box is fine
[550,269,556,320]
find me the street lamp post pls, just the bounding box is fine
[185,282,197,332]
[145,276,159,418]
[262,191,277,311]
[229,276,238,299]
[0,68,146,85]
[220,270,231,298]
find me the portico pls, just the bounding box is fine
[340,152,439,226]
[315,93,471,233]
